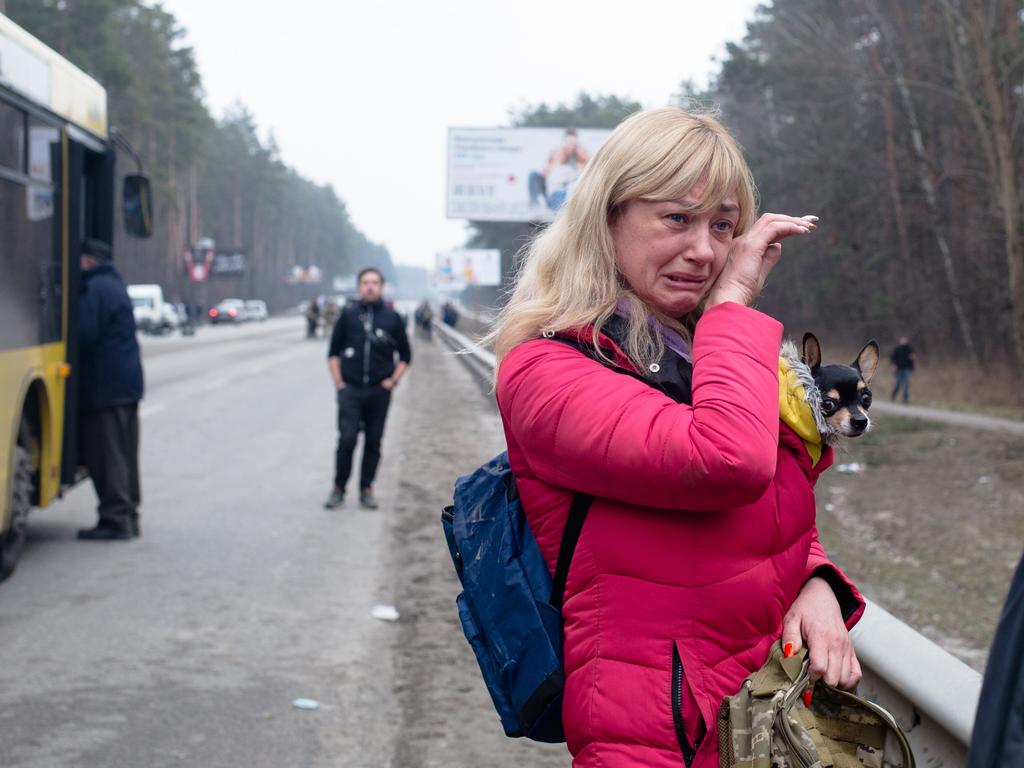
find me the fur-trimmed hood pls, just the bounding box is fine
[778,340,829,466]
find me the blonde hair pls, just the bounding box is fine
[489,106,758,372]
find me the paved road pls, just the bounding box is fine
[0,319,566,767]
[871,399,1024,435]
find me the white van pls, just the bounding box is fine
[128,284,177,334]
[243,299,268,322]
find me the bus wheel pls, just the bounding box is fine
[0,440,33,581]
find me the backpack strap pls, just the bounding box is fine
[543,334,601,610]
[550,492,592,610]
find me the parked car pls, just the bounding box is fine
[128,284,178,334]
[209,298,246,324]
[243,299,268,322]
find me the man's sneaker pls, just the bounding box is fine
[359,489,379,510]
[323,488,344,509]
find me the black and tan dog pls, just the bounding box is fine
[801,333,879,443]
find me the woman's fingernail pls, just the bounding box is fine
[803,689,813,707]
[783,642,795,657]
[802,215,819,221]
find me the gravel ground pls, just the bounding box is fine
[815,414,1024,672]
[377,336,568,768]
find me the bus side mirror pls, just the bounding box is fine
[123,174,153,238]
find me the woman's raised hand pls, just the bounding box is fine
[705,214,817,309]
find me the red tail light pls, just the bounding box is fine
[228,309,237,317]
[209,308,218,317]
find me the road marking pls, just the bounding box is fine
[140,403,165,418]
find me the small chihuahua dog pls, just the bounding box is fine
[801,333,879,444]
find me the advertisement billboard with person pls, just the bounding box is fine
[447,127,613,222]
[433,249,501,290]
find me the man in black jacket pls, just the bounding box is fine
[77,239,144,540]
[889,336,915,403]
[968,550,1024,767]
[325,268,411,509]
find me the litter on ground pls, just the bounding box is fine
[835,463,866,474]
[371,604,400,622]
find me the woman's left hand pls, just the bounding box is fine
[781,576,862,689]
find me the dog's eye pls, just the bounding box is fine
[821,399,837,415]
[860,390,873,408]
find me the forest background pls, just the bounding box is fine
[7,0,1024,405]
[7,0,396,313]
[470,1,1024,407]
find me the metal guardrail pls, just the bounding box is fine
[434,318,983,766]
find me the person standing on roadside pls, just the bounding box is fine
[305,298,321,339]
[324,268,411,510]
[77,238,144,540]
[890,336,915,404]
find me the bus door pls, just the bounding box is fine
[59,134,116,487]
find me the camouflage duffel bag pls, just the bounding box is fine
[718,641,915,768]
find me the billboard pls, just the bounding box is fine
[285,265,322,284]
[182,238,248,281]
[447,127,613,222]
[433,249,501,290]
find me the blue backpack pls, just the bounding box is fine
[441,452,592,742]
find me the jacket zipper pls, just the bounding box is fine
[362,305,373,385]
[672,645,698,767]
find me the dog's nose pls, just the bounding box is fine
[850,414,869,431]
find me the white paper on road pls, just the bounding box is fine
[371,604,400,622]
[836,462,866,474]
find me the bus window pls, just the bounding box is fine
[0,100,25,171]
[28,119,58,182]
[0,104,59,350]
[29,118,61,344]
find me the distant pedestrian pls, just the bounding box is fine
[305,299,321,338]
[441,301,458,328]
[890,336,915,403]
[322,299,340,334]
[324,268,411,510]
[76,239,144,540]
[414,300,433,339]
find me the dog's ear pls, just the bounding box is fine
[854,340,880,384]
[802,333,821,370]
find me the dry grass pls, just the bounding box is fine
[799,340,1024,419]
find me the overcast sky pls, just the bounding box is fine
[159,0,762,270]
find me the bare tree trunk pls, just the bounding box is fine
[964,0,1024,382]
[879,80,913,269]
[233,174,242,247]
[166,130,180,292]
[867,40,915,327]
[867,0,982,367]
[189,165,200,245]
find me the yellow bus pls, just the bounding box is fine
[0,15,152,579]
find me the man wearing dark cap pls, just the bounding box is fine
[77,239,144,540]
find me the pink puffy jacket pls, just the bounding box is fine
[496,302,865,768]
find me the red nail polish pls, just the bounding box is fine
[803,689,813,707]
[783,642,795,658]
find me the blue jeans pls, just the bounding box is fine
[892,368,911,403]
